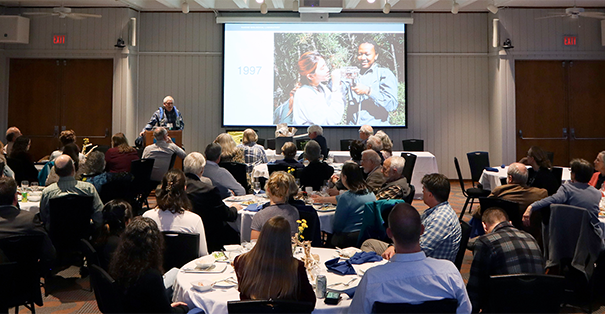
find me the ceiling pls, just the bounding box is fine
[0,0,604,13]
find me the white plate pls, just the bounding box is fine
[182,263,227,273]
[214,280,238,289]
[190,280,213,292]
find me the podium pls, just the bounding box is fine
[143,130,183,170]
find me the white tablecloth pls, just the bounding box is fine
[172,247,386,314]
[263,150,438,200]
[478,166,571,191]
[19,201,40,214]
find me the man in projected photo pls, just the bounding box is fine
[347,41,398,125]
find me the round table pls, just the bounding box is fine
[172,247,386,314]
[478,166,571,191]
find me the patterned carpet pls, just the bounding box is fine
[13,180,600,313]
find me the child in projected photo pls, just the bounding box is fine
[291,51,345,126]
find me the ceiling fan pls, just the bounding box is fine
[537,3,605,20]
[22,6,102,20]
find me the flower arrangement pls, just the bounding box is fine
[293,219,319,279]
[287,167,296,175]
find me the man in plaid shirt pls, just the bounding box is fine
[467,208,544,312]
[376,156,411,200]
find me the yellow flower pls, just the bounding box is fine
[296,220,302,224]
[302,223,308,228]
[300,235,304,239]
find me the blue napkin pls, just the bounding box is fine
[349,252,383,264]
[485,167,499,172]
[245,203,262,212]
[325,257,357,275]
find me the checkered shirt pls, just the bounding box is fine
[420,201,461,262]
[237,142,268,172]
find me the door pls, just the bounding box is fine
[8,59,113,161]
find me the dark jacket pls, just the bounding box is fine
[300,161,334,191]
[7,152,39,185]
[119,268,188,313]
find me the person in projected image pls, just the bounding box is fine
[292,51,345,126]
[346,40,398,126]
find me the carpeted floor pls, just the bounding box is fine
[14,180,601,313]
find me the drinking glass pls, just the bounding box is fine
[30,182,39,192]
[253,182,261,195]
[21,180,29,191]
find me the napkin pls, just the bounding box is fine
[484,167,499,172]
[245,203,262,212]
[349,252,383,264]
[325,258,357,275]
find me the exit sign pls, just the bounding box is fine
[563,35,577,46]
[52,34,67,45]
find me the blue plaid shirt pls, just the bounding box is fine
[420,201,461,262]
[237,142,268,172]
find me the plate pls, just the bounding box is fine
[182,263,227,273]
[214,280,238,289]
[225,196,254,203]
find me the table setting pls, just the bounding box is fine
[16,180,42,214]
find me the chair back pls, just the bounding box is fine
[402,139,424,152]
[168,153,177,170]
[358,199,405,246]
[95,145,111,155]
[454,220,471,270]
[403,185,415,205]
[267,138,276,150]
[400,153,417,184]
[257,138,265,147]
[80,238,100,268]
[276,137,294,154]
[545,151,555,165]
[219,162,250,193]
[488,274,564,313]
[372,298,458,313]
[267,164,294,176]
[453,157,468,195]
[89,264,124,313]
[227,300,315,313]
[478,198,522,229]
[130,158,155,196]
[340,139,354,151]
[0,234,45,308]
[162,232,200,270]
[466,151,490,186]
[48,195,94,254]
[296,204,322,247]
[551,167,563,190]
[99,175,137,204]
[296,139,309,151]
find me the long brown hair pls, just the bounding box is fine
[111,132,136,153]
[342,161,369,193]
[156,169,191,214]
[237,216,299,300]
[528,146,552,169]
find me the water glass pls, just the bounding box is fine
[21,181,29,191]
[253,182,261,195]
[30,182,39,192]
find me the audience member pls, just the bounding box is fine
[49,130,86,163]
[250,171,299,240]
[45,143,83,186]
[308,125,328,159]
[0,154,14,178]
[271,142,304,170]
[214,133,244,163]
[522,146,559,195]
[350,203,471,313]
[590,151,605,191]
[349,140,365,165]
[362,173,461,263]
[376,156,411,200]
[109,217,189,313]
[95,199,133,270]
[0,176,56,268]
[237,129,267,173]
[234,216,316,306]
[184,152,240,253]
[299,140,334,191]
[143,169,208,256]
[139,95,184,136]
[358,125,373,144]
[361,149,385,193]
[202,143,246,198]
[39,155,103,231]
[142,127,187,182]
[467,208,543,312]
[80,151,115,193]
[374,130,393,159]
[3,126,21,156]
[313,162,376,248]
[7,136,39,185]
[105,132,139,173]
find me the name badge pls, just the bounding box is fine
[167,123,174,129]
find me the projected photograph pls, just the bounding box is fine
[273,33,406,127]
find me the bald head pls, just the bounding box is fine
[55,155,75,177]
[6,127,21,143]
[507,162,528,185]
[387,203,423,249]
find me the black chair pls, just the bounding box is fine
[94,145,111,155]
[372,298,458,313]
[267,164,294,175]
[257,138,265,147]
[551,166,563,191]
[454,157,490,220]
[267,138,276,150]
[454,220,471,270]
[48,195,94,266]
[340,139,354,151]
[403,185,415,205]
[98,176,138,210]
[487,274,565,313]
[296,204,322,247]
[227,300,315,313]
[162,232,200,270]
[466,151,490,189]
[219,162,250,193]
[402,139,424,152]
[89,264,124,313]
[168,153,177,170]
[478,198,522,230]
[295,139,309,151]
[0,234,45,314]
[80,239,100,268]
[400,153,417,184]
[130,158,155,211]
[545,151,555,165]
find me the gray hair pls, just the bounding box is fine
[184,152,206,175]
[366,135,383,151]
[359,125,374,136]
[362,149,381,166]
[307,125,323,136]
[507,163,528,185]
[375,130,393,152]
[388,156,406,176]
[163,96,174,104]
[153,127,167,141]
[304,140,321,162]
[83,151,106,175]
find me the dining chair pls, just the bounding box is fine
[227,299,315,313]
[219,162,250,193]
[168,153,177,170]
[162,232,200,270]
[402,139,424,152]
[89,264,124,313]
[357,199,405,247]
[296,204,321,247]
[256,138,265,147]
[130,158,155,212]
[545,151,555,165]
[478,198,521,230]
[267,138,276,150]
[339,139,353,151]
[466,151,490,189]
[454,157,490,220]
[48,195,94,267]
[372,298,458,313]
[454,220,471,271]
[267,164,294,176]
[487,274,565,313]
[400,153,417,184]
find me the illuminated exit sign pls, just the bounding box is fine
[563,35,577,46]
[52,34,67,45]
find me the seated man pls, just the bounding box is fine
[351,203,471,313]
[270,142,303,169]
[362,173,461,263]
[300,140,333,191]
[184,152,241,252]
[3,126,21,156]
[365,135,384,163]
[0,177,56,267]
[376,156,411,200]
[307,124,328,159]
[39,155,104,231]
[202,143,246,199]
[361,149,386,194]
[142,127,187,182]
[467,208,544,313]
[358,124,373,145]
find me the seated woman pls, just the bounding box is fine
[313,162,376,248]
[143,169,208,257]
[250,171,299,240]
[105,132,139,173]
[7,136,39,185]
[95,199,133,270]
[49,129,87,164]
[300,140,333,191]
[590,151,605,191]
[375,130,393,160]
[271,142,303,170]
[236,129,267,173]
[234,216,316,306]
[214,133,244,163]
[522,146,559,195]
[110,217,189,313]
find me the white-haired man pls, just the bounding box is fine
[140,95,185,136]
[361,149,385,193]
[359,125,374,144]
[307,125,328,159]
[142,127,187,182]
[376,156,411,200]
[184,152,240,252]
